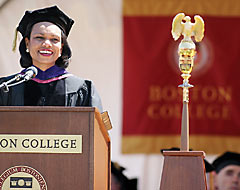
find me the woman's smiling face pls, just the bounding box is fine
[25,22,62,71]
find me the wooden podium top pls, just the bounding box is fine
[163,151,205,157]
[0,106,95,112]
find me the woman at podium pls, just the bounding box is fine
[0,6,102,112]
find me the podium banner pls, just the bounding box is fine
[122,0,240,154]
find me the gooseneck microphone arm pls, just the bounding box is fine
[0,66,38,93]
[0,74,22,92]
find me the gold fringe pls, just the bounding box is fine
[12,28,18,52]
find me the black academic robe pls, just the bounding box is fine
[0,74,103,112]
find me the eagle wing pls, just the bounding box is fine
[193,15,205,42]
[171,13,185,41]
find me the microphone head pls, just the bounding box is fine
[24,66,38,81]
[26,66,38,77]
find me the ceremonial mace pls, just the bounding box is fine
[172,13,204,151]
[160,13,206,190]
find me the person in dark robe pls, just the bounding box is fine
[0,6,102,111]
[212,151,240,190]
[111,161,138,190]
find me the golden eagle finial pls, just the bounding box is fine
[171,13,205,43]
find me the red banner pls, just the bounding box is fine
[122,0,240,154]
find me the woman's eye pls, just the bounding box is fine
[51,38,60,42]
[35,36,44,40]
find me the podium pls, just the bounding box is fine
[0,106,110,190]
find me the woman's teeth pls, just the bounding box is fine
[39,50,52,55]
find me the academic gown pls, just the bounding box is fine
[0,65,103,112]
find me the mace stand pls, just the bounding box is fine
[160,151,207,190]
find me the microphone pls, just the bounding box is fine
[0,66,38,92]
[23,66,38,81]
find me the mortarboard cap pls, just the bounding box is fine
[212,151,240,173]
[204,159,215,173]
[12,6,74,51]
[17,5,74,37]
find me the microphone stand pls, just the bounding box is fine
[0,74,24,92]
[0,66,38,93]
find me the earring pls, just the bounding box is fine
[26,48,29,53]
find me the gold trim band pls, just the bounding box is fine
[123,0,240,16]
[122,135,240,154]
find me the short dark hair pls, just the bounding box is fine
[19,23,72,68]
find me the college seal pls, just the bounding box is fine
[0,166,47,190]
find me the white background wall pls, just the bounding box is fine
[0,1,216,189]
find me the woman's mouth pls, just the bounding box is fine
[39,49,53,56]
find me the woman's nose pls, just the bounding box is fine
[42,39,51,47]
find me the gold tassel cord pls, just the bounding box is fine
[12,28,18,52]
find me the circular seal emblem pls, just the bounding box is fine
[0,166,47,190]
